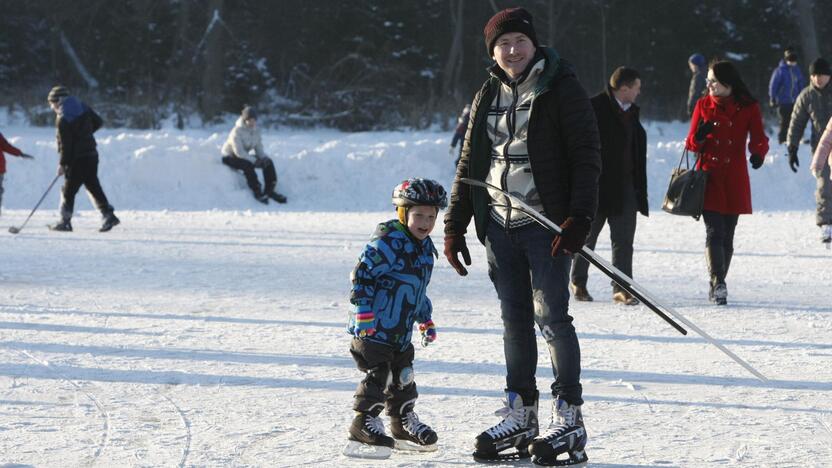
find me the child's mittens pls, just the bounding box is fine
[419,320,437,347]
[354,311,376,338]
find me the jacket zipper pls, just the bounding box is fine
[500,81,519,231]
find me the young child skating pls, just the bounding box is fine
[344,178,446,460]
[0,131,34,217]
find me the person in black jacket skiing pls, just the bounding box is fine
[47,86,119,232]
[443,7,600,466]
[570,67,648,306]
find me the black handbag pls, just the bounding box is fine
[662,149,709,220]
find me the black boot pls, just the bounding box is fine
[705,246,727,304]
[267,191,287,203]
[100,212,120,232]
[49,219,72,232]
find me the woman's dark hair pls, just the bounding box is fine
[709,60,757,106]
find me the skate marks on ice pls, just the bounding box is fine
[0,348,193,466]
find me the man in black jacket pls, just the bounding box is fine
[443,8,600,465]
[47,86,119,232]
[571,67,647,306]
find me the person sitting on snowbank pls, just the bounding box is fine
[221,106,286,204]
[0,131,35,217]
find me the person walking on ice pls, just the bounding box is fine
[47,86,120,233]
[221,106,286,204]
[344,178,445,460]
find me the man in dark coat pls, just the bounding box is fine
[571,67,647,306]
[443,7,600,465]
[688,53,707,117]
[47,86,119,232]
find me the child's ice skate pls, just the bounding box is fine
[342,410,395,459]
[390,404,438,452]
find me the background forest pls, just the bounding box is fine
[0,0,829,130]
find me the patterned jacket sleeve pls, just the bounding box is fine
[0,133,22,156]
[414,296,432,324]
[811,117,832,173]
[349,237,393,315]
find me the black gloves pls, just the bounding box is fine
[788,146,799,173]
[694,121,714,143]
[19,153,34,159]
[749,154,764,169]
[551,216,592,257]
[444,234,471,276]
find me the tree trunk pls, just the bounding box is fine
[200,0,225,122]
[441,0,465,105]
[795,0,820,63]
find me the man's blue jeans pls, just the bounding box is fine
[485,219,583,406]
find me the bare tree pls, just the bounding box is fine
[795,0,820,62]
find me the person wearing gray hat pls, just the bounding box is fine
[787,58,832,243]
[221,106,286,204]
[47,86,120,233]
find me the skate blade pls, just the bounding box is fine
[394,439,437,452]
[473,449,531,463]
[342,440,392,459]
[532,450,588,467]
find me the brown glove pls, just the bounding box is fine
[444,234,471,276]
[551,217,592,257]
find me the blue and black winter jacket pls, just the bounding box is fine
[769,60,807,106]
[348,219,436,351]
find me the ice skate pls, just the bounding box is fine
[342,410,394,459]
[267,191,287,203]
[390,404,438,452]
[530,398,588,467]
[473,391,538,462]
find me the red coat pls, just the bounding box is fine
[685,95,769,214]
[0,132,23,174]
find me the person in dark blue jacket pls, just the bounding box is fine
[769,47,807,144]
[47,86,119,232]
[344,178,446,459]
[688,53,708,117]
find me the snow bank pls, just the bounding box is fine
[0,121,818,213]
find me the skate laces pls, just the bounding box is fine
[541,400,579,440]
[364,414,386,435]
[403,411,430,437]
[485,401,524,438]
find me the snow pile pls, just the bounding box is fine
[0,121,818,213]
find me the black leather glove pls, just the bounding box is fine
[788,146,799,173]
[19,153,34,159]
[749,153,764,169]
[694,121,714,143]
[444,234,471,276]
[551,217,592,257]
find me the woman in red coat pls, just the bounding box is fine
[685,60,769,305]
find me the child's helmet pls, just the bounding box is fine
[392,178,448,209]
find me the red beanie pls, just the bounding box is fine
[483,7,539,55]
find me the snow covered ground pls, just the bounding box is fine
[1,121,830,467]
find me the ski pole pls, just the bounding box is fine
[8,174,61,235]
[461,178,769,382]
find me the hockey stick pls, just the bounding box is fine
[461,177,769,382]
[8,174,61,235]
